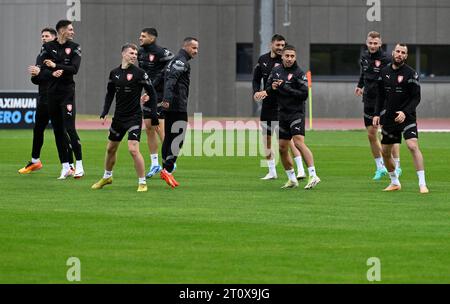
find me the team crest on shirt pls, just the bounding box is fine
[65,48,72,55]
[127,74,133,81]
[375,60,381,67]
[287,73,293,81]
[66,104,72,112]
[397,75,404,83]
[149,54,155,62]
[274,63,280,67]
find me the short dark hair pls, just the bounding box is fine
[142,28,158,37]
[183,37,198,45]
[271,34,286,42]
[282,45,296,52]
[121,43,138,52]
[56,20,72,32]
[41,27,57,36]
[395,43,408,53]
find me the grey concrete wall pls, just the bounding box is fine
[1,0,450,118]
[75,0,254,116]
[272,0,450,118]
[0,0,66,91]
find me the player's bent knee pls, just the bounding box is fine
[406,141,418,152]
[127,141,139,153]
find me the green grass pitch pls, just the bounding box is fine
[0,129,449,283]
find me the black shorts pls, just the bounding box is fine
[143,105,165,120]
[143,91,165,120]
[108,119,142,142]
[363,104,376,127]
[260,104,278,137]
[278,117,305,140]
[381,122,419,145]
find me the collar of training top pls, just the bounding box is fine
[143,42,157,50]
[369,48,383,58]
[179,48,192,60]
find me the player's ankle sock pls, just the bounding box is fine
[151,154,159,167]
[103,170,113,179]
[267,159,276,176]
[138,177,146,184]
[294,156,305,175]
[62,162,70,171]
[375,157,384,170]
[388,171,400,185]
[307,166,317,177]
[417,170,426,187]
[394,158,400,169]
[76,160,84,170]
[31,158,40,164]
[285,169,296,182]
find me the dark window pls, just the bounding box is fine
[309,44,450,80]
[419,45,450,77]
[405,45,417,70]
[236,43,253,80]
[310,44,362,76]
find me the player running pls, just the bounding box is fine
[253,34,306,180]
[265,45,320,190]
[159,37,199,188]
[373,43,429,194]
[92,43,158,192]
[138,28,174,178]
[355,31,402,180]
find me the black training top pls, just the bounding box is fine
[31,51,53,102]
[138,43,174,92]
[40,39,81,93]
[102,64,157,123]
[163,49,192,113]
[252,52,283,110]
[357,48,391,104]
[266,62,309,121]
[376,63,421,125]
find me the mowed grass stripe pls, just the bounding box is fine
[0,130,449,283]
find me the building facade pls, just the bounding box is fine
[1,0,449,118]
